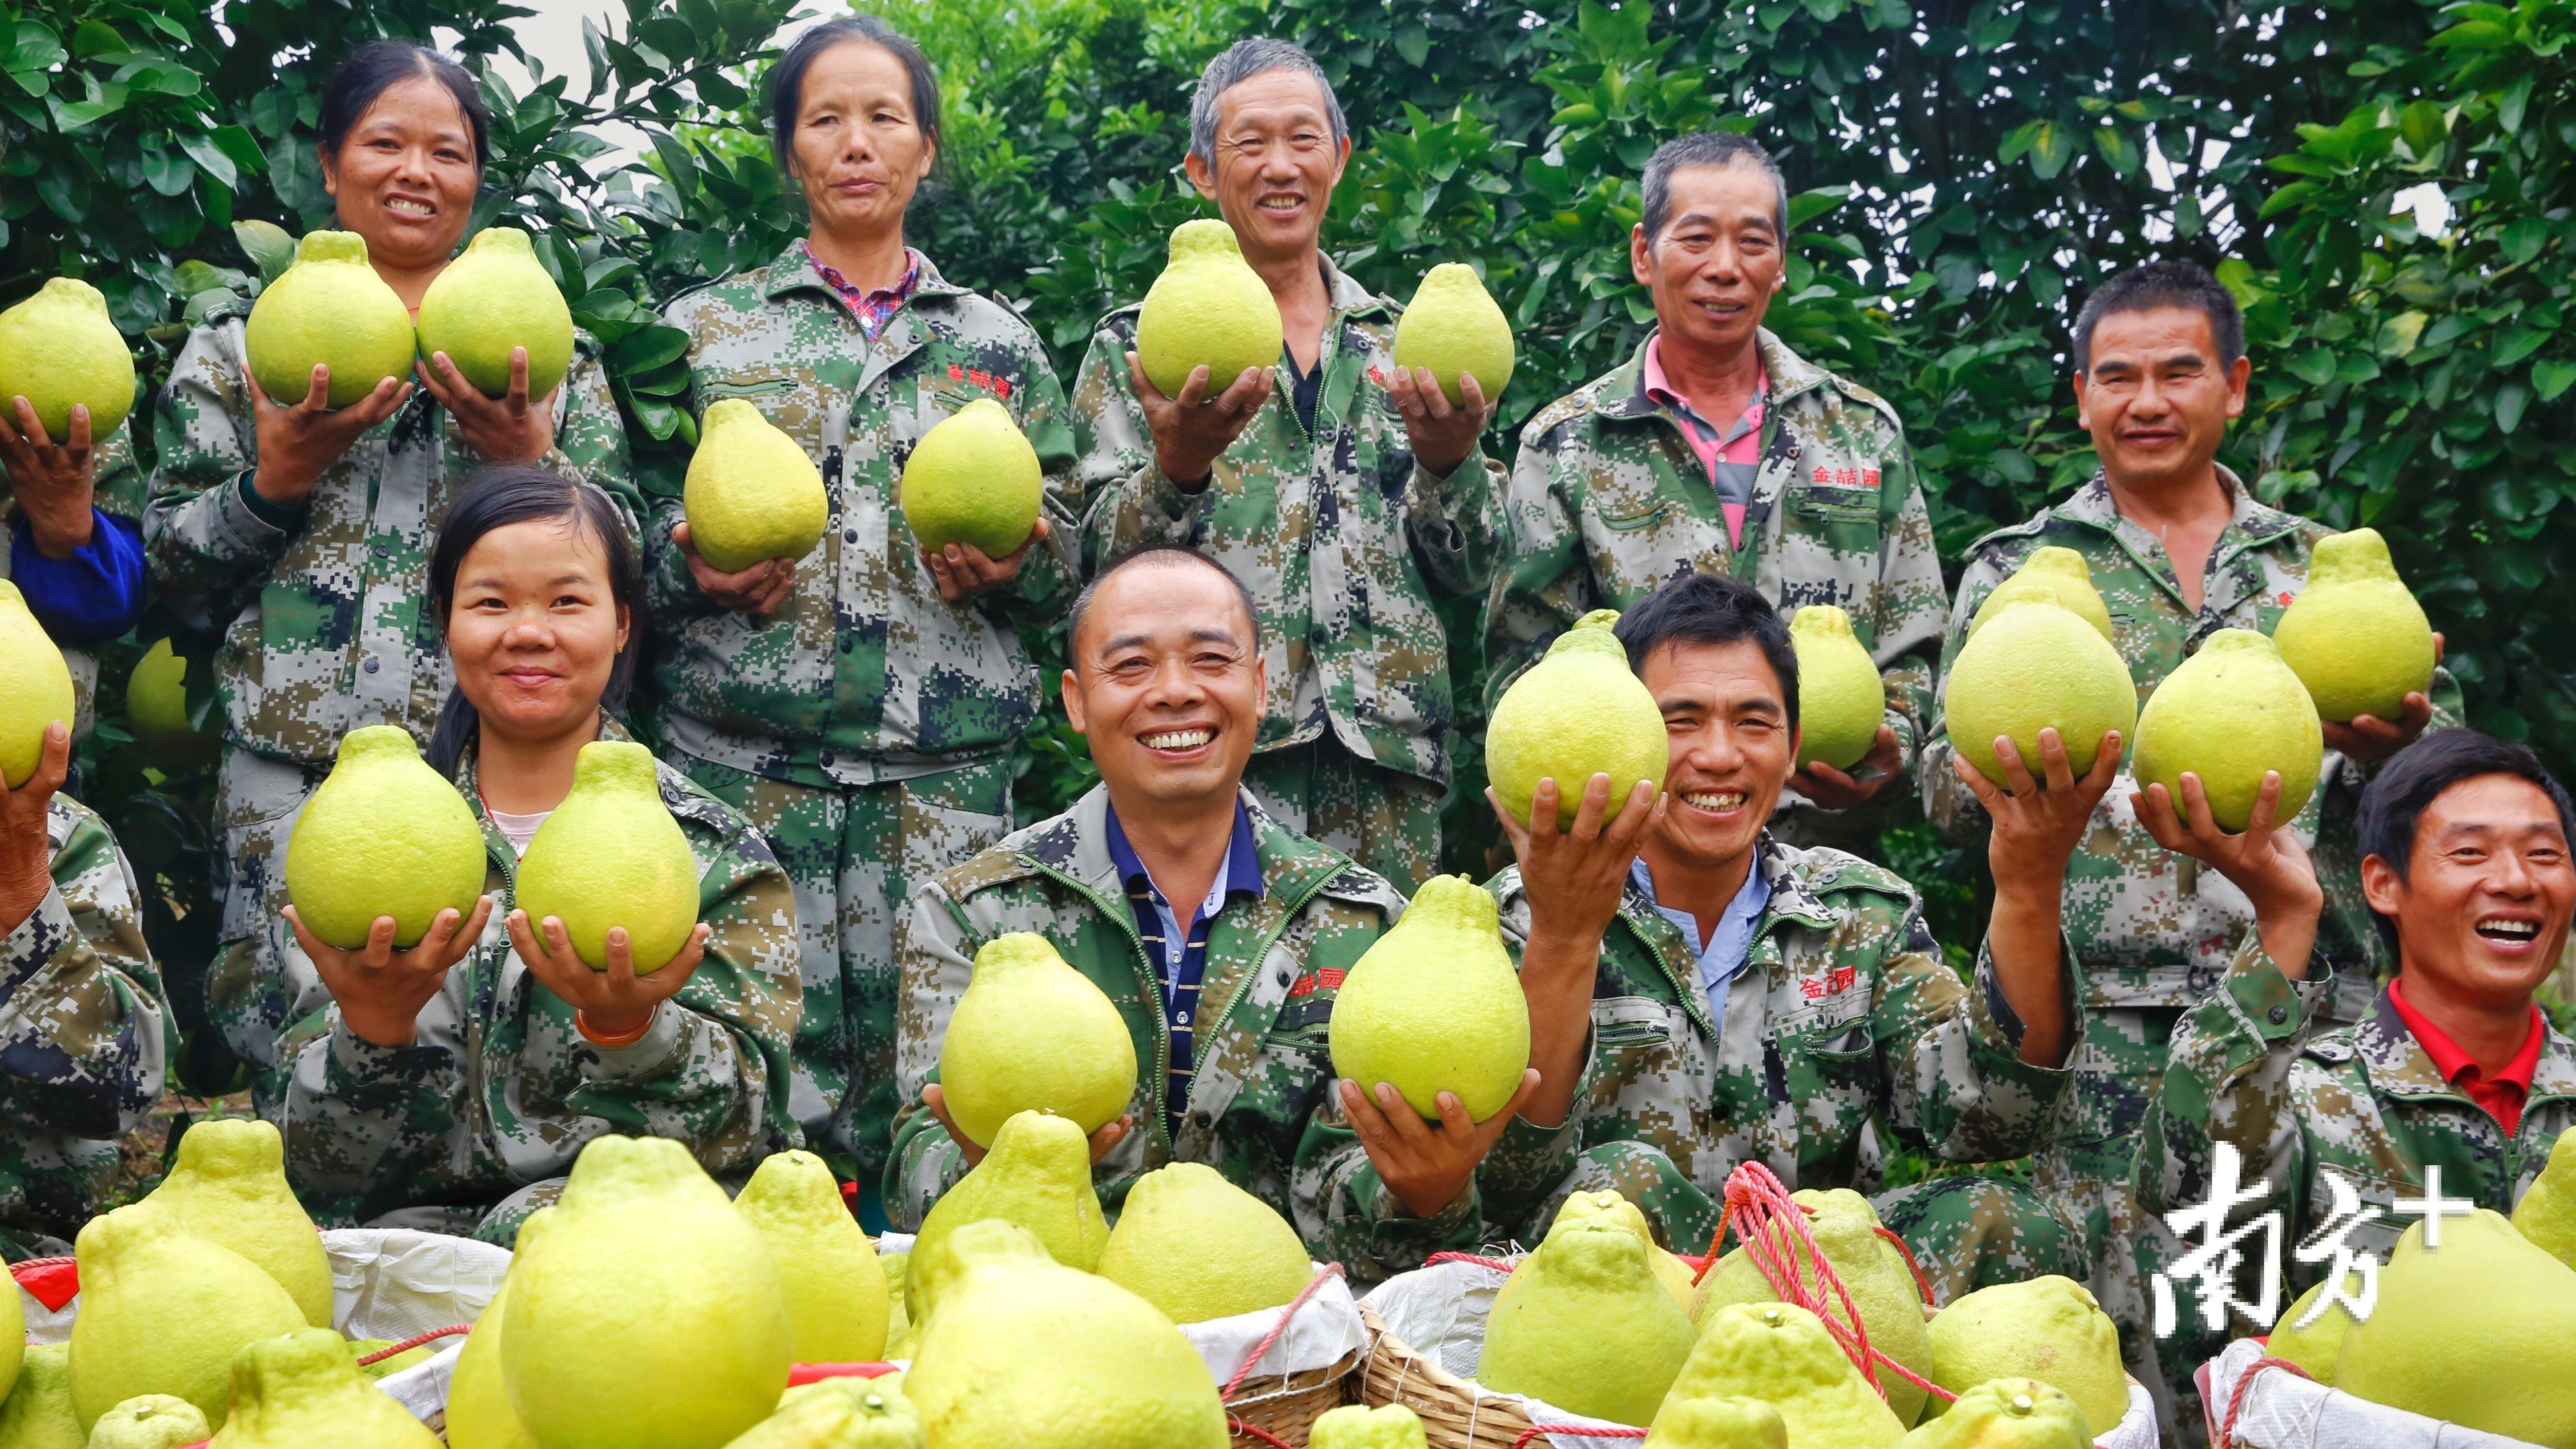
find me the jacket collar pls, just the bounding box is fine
[760,238,968,308]
[2045,468,2310,611]
[1019,783,1352,910]
[1590,329,1830,423]
[2357,984,2576,1105]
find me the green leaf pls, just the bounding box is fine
[2092,126,2141,177]
[232,219,295,284]
[2399,99,2448,157]
[211,125,265,177]
[2028,122,2074,180]
[141,146,194,197]
[2428,18,2513,46]
[2376,311,2429,357]
[70,19,121,57]
[1786,186,1850,229]
[1394,19,1430,67]
[2497,73,2535,134]
[2259,182,2324,219]
[2531,360,2576,403]
[176,130,237,189]
[2491,325,2551,368]
[608,324,692,373]
[2288,348,2340,385]
[2493,381,2530,433]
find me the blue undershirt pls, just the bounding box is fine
[10,510,144,644]
[1104,800,1265,1138]
[1631,857,1772,1035]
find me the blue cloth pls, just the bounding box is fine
[1104,799,1265,1137]
[1631,856,1772,1035]
[10,509,144,644]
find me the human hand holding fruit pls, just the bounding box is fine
[1959,726,2124,1066]
[674,521,797,615]
[509,910,712,1040]
[1127,350,1272,490]
[415,346,556,467]
[0,722,67,939]
[289,895,495,1048]
[247,364,411,507]
[1796,724,1903,809]
[1337,1069,1541,1220]
[2135,768,2323,975]
[1385,364,1490,479]
[919,517,1051,603]
[2321,632,2443,767]
[0,399,100,558]
[921,1082,1131,1169]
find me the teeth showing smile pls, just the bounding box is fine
[1683,790,1746,811]
[385,197,435,217]
[1143,729,1213,752]
[2476,917,2539,940]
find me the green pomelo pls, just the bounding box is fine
[2333,1210,2576,1448]
[501,1136,793,1449]
[0,581,74,789]
[83,1394,210,1449]
[903,1220,1228,1449]
[513,740,700,972]
[1790,605,1885,770]
[1691,1189,1931,1428]
[1967,549,2112,642]
[1488,608,1667,828]
[67,1198,307,1433]
[1134,220,1282,399]
[1327,874,1530,1120]
[0,1343,81,1449]
[415,227,576,400]
[2273,528,2436,723]
[1668,1303,1903,1449]
[723,1376,923,1449]
[146,1118,335,1327]
[0,277,134,441]
[1898,1378,2090,1449]
[204,1328,439,1449]
[0,1191,17,1403]
[685,399,828,571]
[1393,263,1515,405]
[907,1111,1108,1326]
[1098,1162,1312,1325]
[899,398,1043,559]
[244,231,416,408]
[1923,1275,2126,1431]
[124,638,219,769]
[1943,598,2137,785]
[349,1340,432,1380]
[1310,1405,1431,1449]
[1480,1220,1698,1426]
[735,1150,890,1363]
[1553,1190,1698,1309]
[2263,1270,2365,1386]
[284,726,487,950]
[2134,629,2323,832]
[936,931,1137,1148]
[2512,1124,2576,1272]
[442,1208,549,1449]
[1643,1394,1788,1449]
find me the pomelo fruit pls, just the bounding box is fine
[2134,628,2322,832]
[936,932,1137,1149]
[1789,605,1883,770]
[0,580,74,788]
[683,400,827,572]
[1393,263,1514,405]
[1327,875,1529,1121]
[2272,528,2436,723]
[512,740,699,972]
[415,227,576,400]
[244,231,416,409]
[1096,1163,1312,1325]
[1968,547,2112,642]
[0,277,134,441]
[1942,597,2136,785]
[1479,1219,1697,1426]
[283,726,487,950]
[1487,608,1666,828]
[899,397,1042,559]
[125,637,220,769]
[1134,220,1281,400]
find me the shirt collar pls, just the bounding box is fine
[2387,975,2545,1096]
[1639,333,1768,439]
[1630,855,1771,968]
[801,239,923,304]
[1102,799,1266,913]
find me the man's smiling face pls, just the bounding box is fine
[2076,304,2250,494]
[1631,161,1787,361]
[2366,772,2576,1008]
[1062,558,1266,812]
[1639,638,1798,870]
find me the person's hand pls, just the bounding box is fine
[0,722,70,939]
[0,400,100,558]
[673,521,798,615]
[416,348,557,467]
[922,1082,1132,1169]
[1956,728,2125,894]
[1127,350,1272,490]
[1797,725,1904,810]
[249,364,411,507]
[2322,633,2444,767]
[508,910,712,1040]
[287,896,495,1048]
[1489,773,1664,947]
[2134,769,2324,977]
[1338,1070,1542,1220]
[1386,366,1491,480]
[920,517,1051,602]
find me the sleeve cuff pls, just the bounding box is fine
[2222,933,2325,1042]
[327,1014,447,1074]
[1415,442,1493,494]
[1140,461,1206,522]
[1971,931,2081,1066]
[232,470,305,533]
[8,511,145,644]
[577,1002,688,1079]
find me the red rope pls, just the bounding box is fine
[1220,1263,1348,1401]
[1425,1250,1522,1274]
[2215,1356,2313,1449]
[1870,1225,1938,1309]
[356,1324,470,1365]
[1228,1418,1297,1448]
[1509,1426,1647,1447]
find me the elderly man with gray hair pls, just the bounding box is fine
[1068,37,1509,896]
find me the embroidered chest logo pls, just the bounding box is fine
[1286,967,1347,999]
[1810,467,1882,489]
[945,363,1013,401]
[1796,966,1860,1000]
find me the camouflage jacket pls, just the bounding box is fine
[1069,257,1508,786]
[0,419,146,738]
[0,794,168,1250]
[648,245,1082,788]
[141,302,637,770]
[886,785,1486,1283]
[1920,472,2465,1018]
[1477,836,2075,1237]
[273,721,804,1230]
[2139,934,2576,1297]
[1484,330,1949,809]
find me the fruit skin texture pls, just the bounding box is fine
[935,932,1138,1148]
[685,399,829,571]
[2272,527,2436,723]
[67,1197,308,1433]
[724,1376,924,1449]
[1692,1188,1932,1428]
[0,277,134,440]
[1668,1302,1903,1449]
[284,725,487,950]
[124,638,219,769]
[1098,1162,1313,1324]
[2511,1123,2576,1272]
[1553,1190,1697,1309]
[907,1110,1108,1325]
[513,740,701,971]
[1943,598,2137,786]
[82,1394,210,1449]
[0,1343,82,1449]
[898,398,1043,558]
[1968,549,2112,642]
[1310,1404,1431,1449]
[204,1328,440,1449]
[1393,263,1515,405]
[903,1219,1229,1449]
[1899,1378,2090,1449]
[1487,609,1666,828]
[1922,1274,2125,1431]
[2133,628,2323,832]
[1643,1395,1789,1449]
[1135,220,1282,400]
[0,581,74,789]
[414,227,575,399]
[1790,605,1886,770]
[1328,874,1531,1120]
[441,1208,550,1449]
[735,1149,891,1362]
[146,1118,335,1327]
[0,1234,19,1405]
[501,1135,794,1449]
[2261,1271,2364,1386]
[2332,1208,2576,1449]
[244,231,417,408]
[1479,1219,1698,1426]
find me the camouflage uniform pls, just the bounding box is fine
[0,794,168,1257]
[271,721,802,1242]
[0,419,147,742]
[1485,330,1949,849]
[1478,837,2085,1304]
[140,301,636,1080]
[1069,258,1509,893]
[648,245,1081,1175]
[887,785,1488,1284]
[1919,470,2464,1404]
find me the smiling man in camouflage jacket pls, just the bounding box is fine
[1070,40,1508,895]
[1488,132,1949,851]
[889,548,1535,1282]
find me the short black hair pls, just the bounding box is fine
[2072,258,2245,373]
[319,41,490,171]
[1641,131,1788,244]
[2357,729,2576,956]
[1609,572,1800,734]
[768,16,943,174]
[1067,545,1261,656]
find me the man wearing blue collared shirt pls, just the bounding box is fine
[1106,800,1264,1139]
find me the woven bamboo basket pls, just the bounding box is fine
[1356,1304,1634,1449]
[1225,1345,1364,1447]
